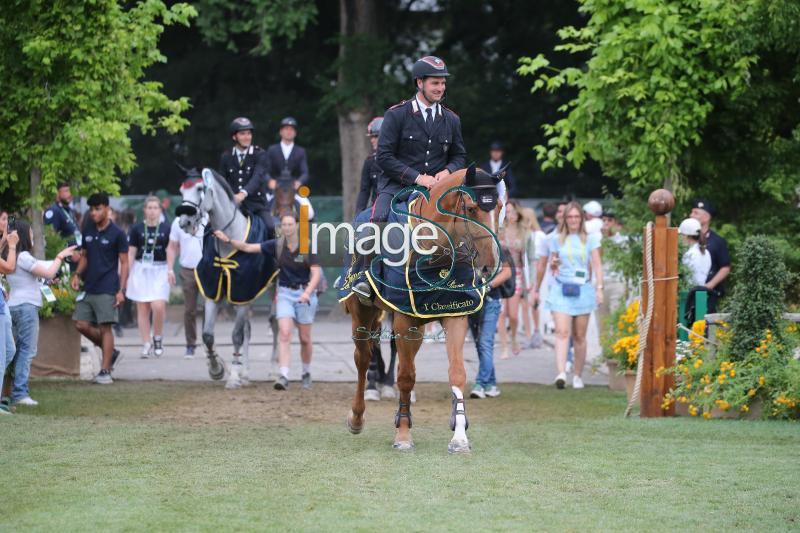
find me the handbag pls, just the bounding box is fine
[496,248,516,299]
[561,282,581,297]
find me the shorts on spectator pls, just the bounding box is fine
[72,293,118,324]
[276,285,317,325]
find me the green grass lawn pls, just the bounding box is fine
[2,381,799,531]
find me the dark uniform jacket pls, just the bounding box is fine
[480,160,516,198]
[356,153,380,212]
[44,202,81,245]
[265,143,309,185]
[218,145,268,211]
[376,97,467,195]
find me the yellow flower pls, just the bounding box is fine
[758,376,766,386]
[729,370,736,377]
[741,405,749,413]
[747,389,756,397]
[702,412,712,419]
[689,405,698,417]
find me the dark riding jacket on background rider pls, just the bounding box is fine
[356,153,380,212]
[373,98,467,221]
[264,143,309,185]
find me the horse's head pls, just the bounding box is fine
[425,164,502,279]
[175,167,212,236]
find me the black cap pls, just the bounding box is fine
[280,117,298,129]
[692,198,716,217]
[490,141,503,151]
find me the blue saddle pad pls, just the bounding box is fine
[337,200,485,318]
[195,215,277,304]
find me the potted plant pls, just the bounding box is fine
[601,299,640,396]
[662,236,799,420]
[31,227,82,378]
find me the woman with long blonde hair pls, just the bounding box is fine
[534,201,603,389]
[520,206,546,348]
[127,196,174,358]
[496,199,530,358]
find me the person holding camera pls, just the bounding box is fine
[0,221,19,414]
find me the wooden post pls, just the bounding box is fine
[641,190,678,417]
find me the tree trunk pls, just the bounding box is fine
[337,0,377,222]
[30,166,45,258]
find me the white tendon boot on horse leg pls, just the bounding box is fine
[227,356,243,389]
[231,305,252,386]
[448,386,471,454]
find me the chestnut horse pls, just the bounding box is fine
[344,165,501,453]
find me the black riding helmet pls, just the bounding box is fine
[229,117,255,135]
[366,117,384,137]
[411,56,450,81]
[280,117,298,129]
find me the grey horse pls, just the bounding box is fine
[176,168,274,388]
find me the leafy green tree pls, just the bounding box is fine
[520,0,800,302]
[0,0,195,256]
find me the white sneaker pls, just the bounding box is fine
[13,397,38,407]
[566,361,574,374]
[572,375,585,389]
[485,385,501,398]
[141,342,152,358]
[554,372,567,389]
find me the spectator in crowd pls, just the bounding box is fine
[690,199,730,313]
[127,196,173,358]
[167,211,205,358]
[71,193,128,385]
[480,141,517,198]
[601,211,626,245]
[155,190,172,225]
[469,247,512,399]
[215,213,321,390]
[521,207,546,349]
[539,202,558,234]
[679,218,711,287]
[497,199,529,358]
[43,182,83,255]
[583,200,604,235]
[0,225,19,415]
[534,201,604,390]
[265,117,310,190]
[5,220,76,407]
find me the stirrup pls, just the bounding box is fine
[352,281,373,307]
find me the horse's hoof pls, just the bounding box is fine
[346,412,363,434]
[447,439,471,455]
[392,440,415,450]
[225,380,241,390]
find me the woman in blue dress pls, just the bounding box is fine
[533,202,604,390]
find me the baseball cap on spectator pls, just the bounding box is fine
[678,217,702,237]
[490,141,503,151]
[583,200,603,218]
[691,199,716,217]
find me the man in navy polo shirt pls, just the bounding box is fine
[70,193,129,384]
[690,198,731,313]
